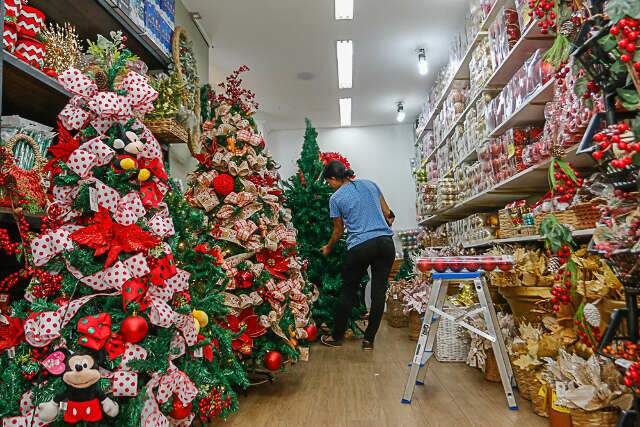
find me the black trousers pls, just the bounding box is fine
[332,235,395,342]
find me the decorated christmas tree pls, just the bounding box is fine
[185,67,315,370]
[283,120,366,334]
[0,33,243,426]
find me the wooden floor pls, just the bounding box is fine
[224,319,546,427]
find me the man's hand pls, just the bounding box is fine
[321,245,332,257]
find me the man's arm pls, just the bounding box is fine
[321,217,344,256]
[379,195,395,226]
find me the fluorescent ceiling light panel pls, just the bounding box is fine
[339,98,352,127]
[335,0,354,19]
[336,40,353,89]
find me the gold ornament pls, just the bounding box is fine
[177,241,187,252]
[41,22,82,74]
[138,168,151,181]
[192,310,209,327]
[120,158,135,170]
[194,317,201,334]
[226,136,237,153]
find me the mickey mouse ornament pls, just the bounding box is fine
[37,350,119,423]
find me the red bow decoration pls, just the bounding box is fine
[122,278,149,310]
[149,253,177,287]
[47,121,80,170]
[139,157,168,181]
[77,313,112,350]
[256,248,290,280]
[104,332,126,360]
[193,243,224,266]
[140,181,164,208]
[0,315,25,351]
[224,308,266,354]
[70,208,160,267]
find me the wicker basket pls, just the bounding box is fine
[484,348,501,383]
[408,310,422,341]
[434,305,470,362]
[498,208,537,238]
[529,378,549,418]
[535,202,601,231]
[512,365,534,401]
[386,296,408,328]
[144,118,189,144]
[569,408,619,427]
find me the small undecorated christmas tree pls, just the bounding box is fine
[283,119,366,334]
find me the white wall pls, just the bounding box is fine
[268,123,418,230]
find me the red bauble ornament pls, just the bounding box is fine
[234,270,253,289]
[169,398,193,420]
[212,173,235,196]
[466,262,480,272]
[263,350,283,371]
[481,261,496,272]
[433,259,447,273]
[305,324,318,342]
[497,261,512,272]
[120,315,149,343]
[417,259,433,272]
[449,258,462,272]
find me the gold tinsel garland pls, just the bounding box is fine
[41,22,82,74]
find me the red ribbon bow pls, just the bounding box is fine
[77,313,113,350]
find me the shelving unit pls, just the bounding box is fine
[419,143,594,227]
[488,78,555,138]
[415,0,509,142]
[462,227,596,249]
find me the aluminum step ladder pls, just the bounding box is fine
[401,272,518,410]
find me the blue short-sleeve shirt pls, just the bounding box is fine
[329,179,394,249]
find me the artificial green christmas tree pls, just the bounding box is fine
[284,119,366,334]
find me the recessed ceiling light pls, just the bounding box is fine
[335,0,354,20]
[339,98,352,127]
[417,48,428,76]
[396,102,406,123]
[336,40,353,89]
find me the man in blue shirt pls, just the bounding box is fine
[320,160,395,351]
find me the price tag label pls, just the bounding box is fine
[89,187,99,212]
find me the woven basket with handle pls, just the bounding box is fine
[434,305,470,362]
[569,408,619,427]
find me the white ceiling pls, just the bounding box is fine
[183,0,469,131]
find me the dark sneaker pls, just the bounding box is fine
[321,335,343,348]
[362,340,374,351]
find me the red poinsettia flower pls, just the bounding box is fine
[45,122,80,172]
[70,208,160,267]
[224,308,266,355]
[256,248,290,279]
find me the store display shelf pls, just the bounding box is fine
[2,53,72,127]
[445,148,479,177]
[488,78,555,138]
[462,227,596,248]
[438,89,488,148]
[419,143,594,227]
[481,0,507,31]
[418,31,488,136]
[485,23,553,88]
[29,0,170,70]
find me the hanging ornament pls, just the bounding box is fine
[263,350,283,371]
[226,136,237,153]
[234,270,253,289]
[169,398,193,420]
[120,157,136,170]
[138,168,151,181]
[305,324,318,342]
[192,310,209,328]
[194,317,201,334]
[212,173,235,196]
[120,314,148,343]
